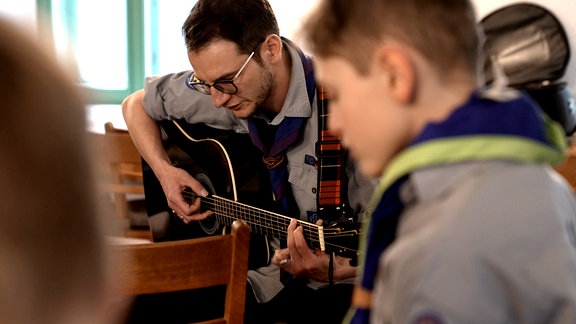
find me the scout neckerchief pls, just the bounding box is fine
[247,38,315,216]
[347,90,567,323]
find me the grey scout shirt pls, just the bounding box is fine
[372,160,576,323]
[143,39,375,303]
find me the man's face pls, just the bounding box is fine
[188,40,271,119]
[315,56,413,178]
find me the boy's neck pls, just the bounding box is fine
[413,73,476,132]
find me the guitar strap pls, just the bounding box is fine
[248,38,350,222]
[315,85,351,224]
[299,42,353,287]
[288,38,351,224]
[293,41,352,225]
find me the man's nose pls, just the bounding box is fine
[210,87,231,108]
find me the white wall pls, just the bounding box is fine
[291,0,576,92]
[0,0,36,32]
[273,0,576,93]
[1,0,575,90]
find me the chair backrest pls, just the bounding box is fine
[110,219,250,324]
[89,124,145,221]
[104,122,145,183]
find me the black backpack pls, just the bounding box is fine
[480,2,576,135]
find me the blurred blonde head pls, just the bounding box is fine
[302,0,480,81]
[0,18,109,324]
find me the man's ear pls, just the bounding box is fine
[374,46,415,104]
[262,34,282,64]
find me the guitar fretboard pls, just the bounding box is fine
[190,193,361,255]
[199,194,326,251]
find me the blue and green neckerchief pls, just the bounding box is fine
[348,90,567,323]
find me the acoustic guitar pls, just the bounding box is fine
[142,118,361,268]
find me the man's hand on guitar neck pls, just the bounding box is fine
[272,219,357,283]
[159,164,212,224]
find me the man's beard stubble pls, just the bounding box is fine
[250,68,274,118]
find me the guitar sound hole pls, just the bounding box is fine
[195,172,220,235]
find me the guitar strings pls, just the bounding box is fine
[184,193,360,241]
[169,120,358,254]
[186,199,357,253]
[182,191,356,238]
[183,192,321,241]
[181,191,359,252]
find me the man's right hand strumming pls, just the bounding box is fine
[157,164,213,224]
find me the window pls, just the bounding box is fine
[37,0,193,104]
[37,0,318,105]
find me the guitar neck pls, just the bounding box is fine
[200,194,326,251]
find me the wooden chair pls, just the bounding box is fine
[104,122,144,183]
[89,125,145,225]
[110,219,250,324]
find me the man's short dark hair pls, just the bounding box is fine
[182,0,279,57]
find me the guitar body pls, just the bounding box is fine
[144,119,362,266]
[143,119,274,268]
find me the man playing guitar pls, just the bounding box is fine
[122,1,375,323]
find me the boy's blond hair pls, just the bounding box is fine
[303,0,480,80]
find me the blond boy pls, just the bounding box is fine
[303,0,576,322]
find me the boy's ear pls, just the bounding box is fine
[374,46,415,104]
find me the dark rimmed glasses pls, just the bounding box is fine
[188,50,255,95]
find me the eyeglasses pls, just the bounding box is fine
[188,51,255,95]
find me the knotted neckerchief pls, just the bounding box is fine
[247,38,315,215]
[347,90,567,323]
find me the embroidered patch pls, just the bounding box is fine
[304,154,318,169]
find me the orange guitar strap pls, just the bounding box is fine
[315,85,352,225]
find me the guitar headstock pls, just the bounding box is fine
[323,216,361,266]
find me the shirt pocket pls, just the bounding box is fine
[288,163,317,217]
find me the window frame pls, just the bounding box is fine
[36,0,147,104]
